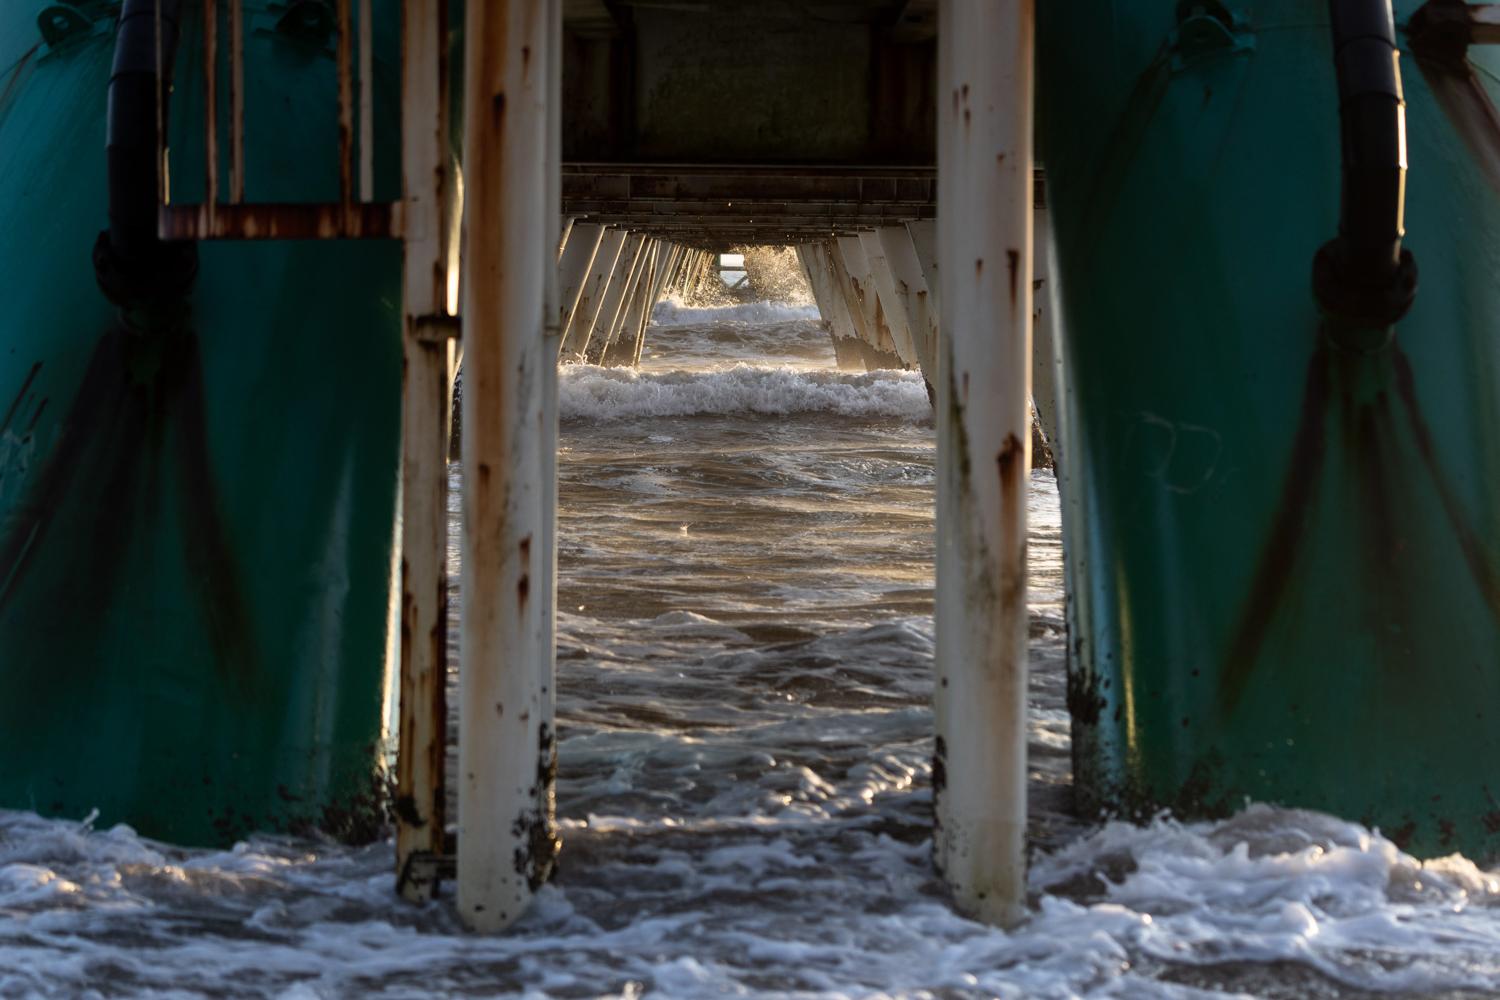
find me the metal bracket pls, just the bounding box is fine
[37,4,96,48]
[1170,1,1255,71]
[1409,1,1500,63]
[395,850,456,899]
[411,313,461,343]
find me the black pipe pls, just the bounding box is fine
[93,0,197,317]
[1312,0,1418,336]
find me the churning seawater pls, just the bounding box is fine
[4,303,1500,999]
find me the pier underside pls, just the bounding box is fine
[2,0,1499,936]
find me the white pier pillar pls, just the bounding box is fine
[828,238,904,370]
[458,0,560,932]
[797,243,864,371]
[689,249,713,299]
[561,228,627,361]
[395,0,455,903]
[604,240,661,366]
[556,222,605,351]
[934,0,1033,928]
[857,230,921,370]
[878,225,940,388]
[634,242,684,364]
[587,234,647,363]
[907,221,941,318]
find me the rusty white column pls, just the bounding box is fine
[934,0,1033,929]
[878,225,940,388]
[395,0,455,903]
[539,0,563,869]
[459,0,559,932]
[561,228,627,360]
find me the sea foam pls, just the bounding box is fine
[559,365,931,422]
[650,299,820,328]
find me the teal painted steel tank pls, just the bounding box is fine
[0,2,402,844]
[1040,0,1500,857]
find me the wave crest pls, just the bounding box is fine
[559,365,931,422]
[650,299,820,327]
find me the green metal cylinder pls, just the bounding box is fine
[1040,0,1500,857]
[0,3,402,844]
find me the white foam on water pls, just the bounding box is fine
[5,799,1500,998]
[651,299,821,328]
[559,365,931,422]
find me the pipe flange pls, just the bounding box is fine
[93,230,199,314]
[1312,240,1418,335]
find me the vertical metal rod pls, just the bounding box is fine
[1030,205,1061,462]
[538,1,565,894]
[394,0,453,904]
[204,0,219,214]
[359,0,374,202]
[229,0,244,202]
[337,0,354,212]
[459,0,557,932]
[934,0,1033,929]
[154,0,165,206]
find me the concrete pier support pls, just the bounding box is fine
[906,220,940,318]
[395,0,456,903]
[877,226,940,388]
[827,239,905,371]
[635,243,684,364]
[934,0,1033,928]
[602,240,657,366]
[556,223,604,353]
[561,228,627,360]
[857,230,921,370]
[797,243,865,371]
[833,236,909,369]
[687,249,713,299]
[586,234,647,364]
[458,0,560,932]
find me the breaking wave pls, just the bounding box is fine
[651,299,821,328]
[559,365,931,422]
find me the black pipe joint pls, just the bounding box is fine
[1313,0,1417,331]
[94,0,197,315]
